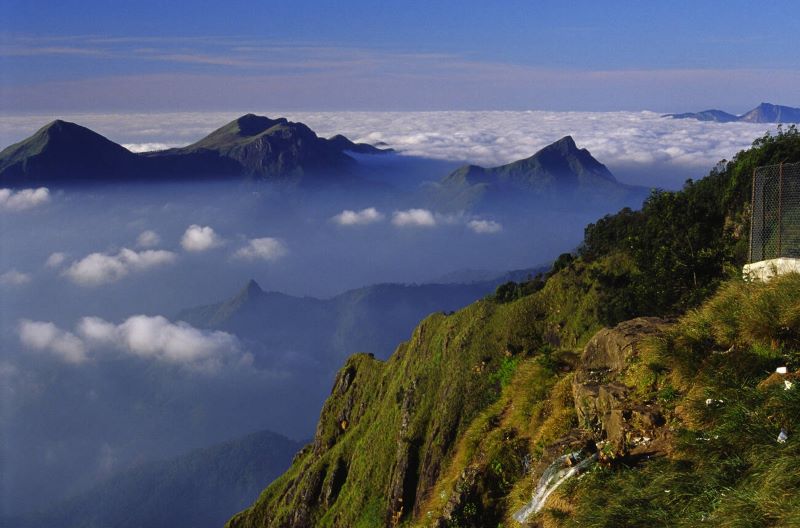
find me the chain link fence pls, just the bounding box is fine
[749,162,800,262]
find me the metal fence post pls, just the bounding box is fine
[762,168,767,260]
[749,168,756,263]
[778,162,784,257]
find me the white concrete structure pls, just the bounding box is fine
[743,258,800,282]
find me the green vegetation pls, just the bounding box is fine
[559,274,800,528]
[226,279,597,528]
[582,124,800,325]
[227,127,800,528]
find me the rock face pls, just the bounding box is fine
[572,317,670,458]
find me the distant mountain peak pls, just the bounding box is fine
[40,119,106,140]
[234,279,264,302]
[666,102,800,123]
[436,135,642,211]
[242,278,264,295]
[511,135,616,184]
[552,135,577,149]
[537,135,585,158]
[233,114,288,137]
[0,119,140,181]
[45,118,69,129]
[739,102,800,123]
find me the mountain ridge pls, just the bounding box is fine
[176,271,546,368]
[664,102,800,123]
[0,114,390,184]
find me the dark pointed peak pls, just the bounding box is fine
[548,135,579,152]
[40,119,87,135]
[241,278,264,296]
[223,279,264,309]
[523,135,585,162]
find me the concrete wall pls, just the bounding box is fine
[743,258,800,282]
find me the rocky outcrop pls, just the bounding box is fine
[572,317,670,458]
[387,381,419,525]
[313,354,382,455]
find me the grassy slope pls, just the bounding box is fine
[226,274,600,527]
[227,127,800,527]
[555,274,800,528]
[224,255,630,527]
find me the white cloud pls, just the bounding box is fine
[0,187,50,211]
[80,315,242,369]
[19,315,244,371]
[18,319,88,364]
[45,252,68,268]
[392,208,437,228]
[0,269,31,286]
[122,142,179,153]
[181,224,222,252]
[467,219,503,234]
[136,230,161,248]
[233,237,288,261]
[77,316,119,344]
[332,207,385,226]
[64,248,177,286]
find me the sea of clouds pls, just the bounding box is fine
[0,110,781,188]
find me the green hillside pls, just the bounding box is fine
[226,126,800,527]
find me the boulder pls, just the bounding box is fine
[572,317,670,457]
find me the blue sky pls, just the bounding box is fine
[1,0,798,112]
